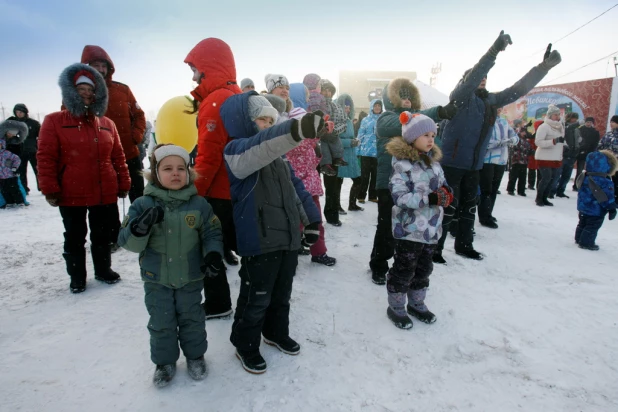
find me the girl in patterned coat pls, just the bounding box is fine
[385,113,453,329]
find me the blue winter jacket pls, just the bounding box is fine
[441,53,549,171]
[221,91,321,256]
[336,93,361,179]
[577,151,617,216]
[357,99,382,157]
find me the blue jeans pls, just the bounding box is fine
[554,157,576,196]
[575,213,605,247]
[537,167,560,202]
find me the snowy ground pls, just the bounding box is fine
[1,169,618,412]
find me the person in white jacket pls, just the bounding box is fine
[534,104,565,206]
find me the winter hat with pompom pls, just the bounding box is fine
[545,104,561,118]
[399,112,437,144]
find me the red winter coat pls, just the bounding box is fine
[81,45,146,161]
[184,38,241,199]
[38,111,131,206]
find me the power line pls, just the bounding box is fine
[540,50,618,85]
[526,3,618,57]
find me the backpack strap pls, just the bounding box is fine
[584,172,609,203]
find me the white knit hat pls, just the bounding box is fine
[546,104,561,118]
[75,75,95,88]
[265,74,289,93]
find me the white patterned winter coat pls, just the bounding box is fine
[387,137,448,244]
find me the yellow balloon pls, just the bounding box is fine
[155,96,198,152]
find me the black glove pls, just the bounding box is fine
[131,206,164,237]
[291,111,325,141]
[488,30,512,56]
[609,209,616,221]
[438,101,457,120]
[303,223,320,245]
[539,49,562,71]
[555,136,565,144]
[543,43,552,61]
[201,251,224,277]
[525,120,533,128]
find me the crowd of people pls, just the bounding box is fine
[3,29,618,387]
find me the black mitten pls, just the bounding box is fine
[291,112,325,141]
[131,206,164,237]
[303,223,320,245]
[609,209,616,221]
[438,101,458,120]
[555,137,565,144]
[201,251,224,277]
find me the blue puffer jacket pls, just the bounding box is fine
[577,150,617,216]
[336,93,361,178]
[221,91,321,256]
[357,99,382,157]
[440,52,549,171]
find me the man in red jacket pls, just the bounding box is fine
[185,38,241,319]
[81,45,146,251]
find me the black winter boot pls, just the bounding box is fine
[236,349,267,374]
[63,250,87,293]
[91,244,121,284]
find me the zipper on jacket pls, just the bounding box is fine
[258,207,267,237]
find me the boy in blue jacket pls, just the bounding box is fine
[575,150,618,250]
[221,92,324,374]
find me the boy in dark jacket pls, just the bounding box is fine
[575,150,618,250]
[222,92,324,374]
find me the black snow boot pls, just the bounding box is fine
[236,349,267,374]
[91,244,121,284]
[153,363,176,387]
[432,252,447,265]
[187,356,207,381]
[263,336,301,355]
[455,248,484,260]
[63,250,87,293]
[371,270,386,285]
[386,307,413,330]
[407,288,437,324]
[311,254,337,266]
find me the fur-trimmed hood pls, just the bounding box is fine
[0,119,28,144]
[59,63,108,118]
[386,136,442,166]
[336,93,355,120]
[387,78,421,111]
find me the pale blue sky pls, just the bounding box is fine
[1,0,617,119]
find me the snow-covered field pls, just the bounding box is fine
[1,170,617,412]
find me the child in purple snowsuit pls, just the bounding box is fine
[385,112,453,330]
[0,120,28,207]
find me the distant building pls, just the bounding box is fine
[339,70,417,116]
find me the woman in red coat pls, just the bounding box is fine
[38,63,131,293]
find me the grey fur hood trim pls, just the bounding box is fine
[59,63,108,117]
[387,78,420,111]
[0,119,28,144]
[264,94,287,114]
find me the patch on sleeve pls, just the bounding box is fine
[185,214,196,229]
[121,215,130,228]
[206,119,217,132]
[143,271,156,279]
[210,215,221,228]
